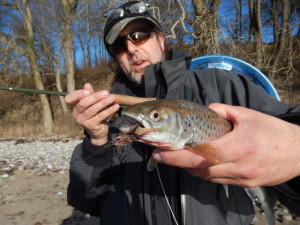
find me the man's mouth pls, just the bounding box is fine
[133,60,144,66]
[132,60,147,69]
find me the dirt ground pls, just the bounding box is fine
[0,170,99,225]
[0,170,299,225]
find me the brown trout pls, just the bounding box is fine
[119,99,232,169]
[118,99,275,225]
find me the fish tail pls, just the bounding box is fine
[261,202,275,225]
[245,187,275,225]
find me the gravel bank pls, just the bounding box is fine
[0,138,82,181]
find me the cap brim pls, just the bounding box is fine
[105,16,159,45]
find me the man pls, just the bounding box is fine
[65,1,295,225]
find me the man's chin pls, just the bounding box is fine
[131,77,145,87]
[126,73,144,87]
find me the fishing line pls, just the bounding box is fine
[156,165,179,225]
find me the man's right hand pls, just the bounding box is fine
[65,83,120,146]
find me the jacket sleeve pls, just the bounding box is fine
[211,70,300,214]
[274,105,300,216]
[67,136,121,216]
[203,69,292,116]
[67,85,129,216]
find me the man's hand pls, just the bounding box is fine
[65,83,120,146]
[152,103,300,187]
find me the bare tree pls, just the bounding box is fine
[271,0,289,79]
[0,0,54,135]
[272,0,280,45]
[191,0,221,56]
[248,0,263,69]
[55,30,68,114]
[34,0,68,114]
[61,0,78,92]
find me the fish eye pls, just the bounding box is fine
[150,109,161,122]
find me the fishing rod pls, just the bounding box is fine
[0,86,156,105]
[0,86,67,96]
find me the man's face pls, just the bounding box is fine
[114,20,165,86]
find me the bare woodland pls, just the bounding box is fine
[0,0,299,136]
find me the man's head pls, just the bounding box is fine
[104,1,166,86]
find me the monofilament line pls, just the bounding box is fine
[156,166,179,225]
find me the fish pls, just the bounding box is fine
[118,99,275,225]
[119,99,232,168]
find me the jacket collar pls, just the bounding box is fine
[144,48,191,98]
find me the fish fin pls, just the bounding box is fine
[223,184,229,198]
[147,156,158,171]
[245,187,275,225]
[184,142,221,164]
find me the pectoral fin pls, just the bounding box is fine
[184,142,221,165]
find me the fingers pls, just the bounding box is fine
[65,89,91,107]
[152,149,209,169]
[64,83,95,108]
[74,90,110,115]
[64,84,120,142]
[187,160,268,187]
[83,83,94,94]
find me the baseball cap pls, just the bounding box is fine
[103,1,162,46]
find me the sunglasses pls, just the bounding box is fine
[105,2,149,20]
[109,30,152,55]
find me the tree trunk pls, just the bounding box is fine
[62,0,77,92]
[56,32,68,114]
[254,0,263,69]
[79,37,87,68]
[249,0,263,69]
[271,0,289,79]
[86,7,92,68]
[191,0,221,56]
[234,0,242,42]
[23,1,54,135]
[248,0,254,43]
[272,0,280,44]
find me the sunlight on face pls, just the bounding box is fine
[115,20,165,86]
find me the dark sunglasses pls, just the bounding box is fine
[105,2,149,20]
[109,30,152,55]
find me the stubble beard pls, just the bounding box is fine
[126,47,165,87]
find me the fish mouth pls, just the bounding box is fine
[120,114,158,137]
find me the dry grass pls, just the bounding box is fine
[0,64,114,139]
[0,62,299,139]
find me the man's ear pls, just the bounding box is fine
[157,32,165,51]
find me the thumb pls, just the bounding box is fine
[83,83,95,94]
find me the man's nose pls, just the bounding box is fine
[126,39,138,53]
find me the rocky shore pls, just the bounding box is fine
[0,138,299,225]
[0,138,81,180]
